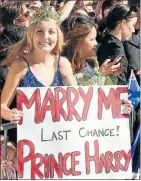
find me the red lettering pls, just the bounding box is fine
[114,151,124,171]
[67,87,81,121]
[98,88,117,120]
[62,153,72,175]
[85,140,99,175]
[54,87,68,121]
[18,140,35,178]
[71,151,81,176]
[41,89,55,122]
[98,154,106,173]
[50,154,63,178]
[121,150,131,171]
[31,153,44,179]
[105,151,116,173]
[44,154,49,178]
[78,87,93,121]
[17,89,41,125]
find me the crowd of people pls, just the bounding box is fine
[0,0,140,179]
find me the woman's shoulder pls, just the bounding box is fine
[58,56,73,78]
[9,56,29,77]
[59,56,71,67]
[97,34,124,60]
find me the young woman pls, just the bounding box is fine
[1,6,75,124]
[97,4,138,85]
[63,14,122,86]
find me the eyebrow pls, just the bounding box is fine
[49,28,57,31]
[36,27,43,30]
[35,27,56,31]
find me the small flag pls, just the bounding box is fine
[128,70,140,109]
[131,124,140,159]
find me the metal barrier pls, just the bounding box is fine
[1,123,17,159]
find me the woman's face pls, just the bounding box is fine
[81,26,98,58]
[33,21,58,53]
[121,17,137,40]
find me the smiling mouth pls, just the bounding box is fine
[39,42,51,46]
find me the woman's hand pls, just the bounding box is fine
[11,108,24,124]
[30,1,42,10]
[98,56,122,76]
[122,100,133,114]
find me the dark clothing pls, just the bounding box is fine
[124,29,140,85]
[97,18,107,43]
[0,66,9,94]
[124,30,140,173]
[124,29,140,173]
[0,24,27,62]
[0,66,17,145]
[97,33,128,85]
[132,108,140,173]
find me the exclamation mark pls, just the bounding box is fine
[116,126,120,136]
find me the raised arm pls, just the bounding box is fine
[59,0,77,21]
[94,0,104,19]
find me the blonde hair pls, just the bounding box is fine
[1,21,64,66]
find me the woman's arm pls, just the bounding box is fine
[1,58,27,123]
[60,56,76,86]
[94,0,104,18]
[59,0,77,21]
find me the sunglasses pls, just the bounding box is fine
[68,16,88,31]
[16,11,30,22]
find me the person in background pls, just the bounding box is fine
[97,4,138,85]
[125,0,140,178]
[102,0,117,18]
[63,14,124,86]
[97,0,117,42]
[124,0,140,84]
[94,0,105,22]
[0,1,30,28]
[95,0,128,21]
[0,1,28,145]
[117,0,128,5]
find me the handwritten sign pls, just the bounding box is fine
[17,86,132,179]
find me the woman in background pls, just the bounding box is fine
[63,14,122,86]
[97,4,138,85]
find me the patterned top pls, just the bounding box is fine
[20,56,64,87]
[74,62,118,86]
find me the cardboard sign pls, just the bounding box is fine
[17,86,132,179]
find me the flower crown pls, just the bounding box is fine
[32,3,62,25]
